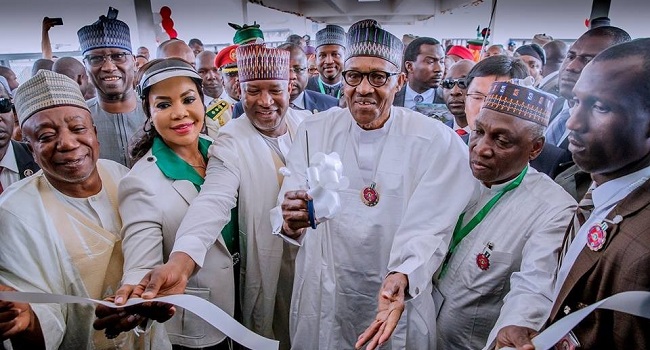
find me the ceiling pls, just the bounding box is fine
[248,0,483,26]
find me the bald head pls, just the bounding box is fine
[52,57,95,100]
[158,39,195,67]
[195,50,222,98]
[446,59,475,78]
[542,40,569,76]
[31,59,54,77]
[53,57,85,79]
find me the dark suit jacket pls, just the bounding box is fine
[530,143,572,179]
[392,85,445,107]
[11,140,40,179]
[546,178,650,349]
[231,90,338,119]
[305,76,342,99]
[554,163,591,202]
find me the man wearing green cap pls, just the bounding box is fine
[0,70,169,349]
[275,19,478,349]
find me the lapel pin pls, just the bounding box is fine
[586,222,607,251]
[476,242,494,271]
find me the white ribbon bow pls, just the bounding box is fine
[305,152,349,223]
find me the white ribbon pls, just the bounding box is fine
[304,152,349,223]
[500,291,650,350]
[0,291,278,350]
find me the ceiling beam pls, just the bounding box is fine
[324,0,346,14]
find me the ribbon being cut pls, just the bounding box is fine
[0,291,279,350]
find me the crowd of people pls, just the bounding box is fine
[0,6,648,350]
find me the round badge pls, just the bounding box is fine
[361,186,379,207]
[586,224,607,251]
[476,253,490,270]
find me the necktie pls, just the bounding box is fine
[414,94,424,103]
[455,129,468,136]
[558,188,594,268]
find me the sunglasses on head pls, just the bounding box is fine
[441,78,468,90]
[0,98,13,113]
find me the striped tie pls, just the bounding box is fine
[558,189,594,268]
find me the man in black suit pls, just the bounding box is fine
[393,37,446,108]
[0,86,39,194]
[233,43,338,118]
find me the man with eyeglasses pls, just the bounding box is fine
[441,59,475,143]
[0,84,39,196]
[464,55,528,131]
[273,19,478,349]
[77,7,145,167]
[233,43,338,118]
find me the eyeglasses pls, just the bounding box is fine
[0,98,13,113]
[442,78,468,90]
[342,70,400,87]
[466,93,487,102]
[291,67,308,74]
[84,52,132,67]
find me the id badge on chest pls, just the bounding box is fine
[554,331,580,350]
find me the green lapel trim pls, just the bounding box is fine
[152,136,211,191]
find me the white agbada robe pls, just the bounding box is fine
[272,106,480,349]
[172,109,308,349]
[433,167,576,350]
[0,159,170,350]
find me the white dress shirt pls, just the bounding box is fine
[0,144,20,191]
[404,84,436,109]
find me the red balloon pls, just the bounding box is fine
[160,6,172,18]
[162,18,174,30]
[166,28,178,39]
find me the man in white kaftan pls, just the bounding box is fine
[0,70,169,349]
[435,81,576,349]
[275,20,479,349]
[123,44,308,350]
